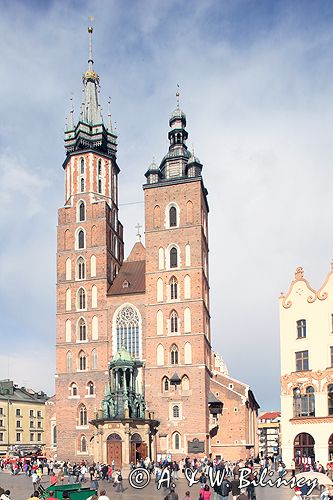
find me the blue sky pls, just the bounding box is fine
[1,0,333,410]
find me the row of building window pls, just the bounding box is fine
[78,158,105,195]
[293,384,333,417]
[65,286,98,311]
[295,348,333,371]
[296,318,333,338]
[156,309,192,335]
[157,343,192,366]
[0,432,42,443]
[65,317,99,343]
[69,382,95,397]
[65,255,97,280]
[66,350,98,372]
[0,408,42,418]
[153,203,194,229]
[0,420,42,429]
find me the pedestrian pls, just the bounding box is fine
[199,484,211,500]
[291,488,302,500]
[45,491,55,500]
[31,471,39,492]
[0,491,11,500]
[220,478,232,500]
[236,490,248,500]
[290,459,295,477]
[27,492,40,500]
[91,470,99,491]
[184,491,190,500]
[231,474,241,500]
[98,490,110,500]
[165,486,179,500]
[114,470,124,492]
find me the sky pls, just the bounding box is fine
[0,0,333,410]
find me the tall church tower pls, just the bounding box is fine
[55,27,123,459]
[143,101,212,457]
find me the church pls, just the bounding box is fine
[45,27,259,466]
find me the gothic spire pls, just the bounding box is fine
[82,26,103,125]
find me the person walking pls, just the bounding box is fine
[231,474,240,500]
[91,470,99,491]
[220,478,232,500]
[98,490,110,500]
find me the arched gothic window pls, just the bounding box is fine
[170,311,178,334]
[78,318,86,341]
[78,289,86,310]
[66,351,72,372]
[70,383,78,396]
[87,381,94,395]
[174,432,180,450]
[52,425,57,446]
[78,230,85,249]
[80,435,87,452]
[77,257,85,280]
[170,344,179,365]
[170,247,178,268]
[173,405,180,418]
[169,206,177,227]
[163,377,169,392]
[98,179,102,194]
[115,305,140,358]
[80,178,85,193]
[98,159,102,176]
[80,158,85,174]
[79,202,85,222]
[78,351,87,371]
[170,276,178,300]
[79,405,87,426]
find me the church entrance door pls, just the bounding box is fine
[107,433,122,468]
[130,433,147,463]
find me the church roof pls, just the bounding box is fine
[112,347,134,364]
[108,260,145,296]
[127,241,146,262]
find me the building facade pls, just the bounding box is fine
[258,411,280,458]
[51,27,259,463]
[0,380,48,456]
[280,265,333,467]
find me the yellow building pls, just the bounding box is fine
[280,265,333,467]
[0,380,49,456]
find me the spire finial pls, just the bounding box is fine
[108,97,113,132]
[68,94,75,130]
[88,17,94,64]
[135,223,142,242]
[176,84,180,109]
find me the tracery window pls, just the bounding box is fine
[115,305,140,358]
[87,381,94,395]
[80,158,85,174]
[78,351,87,371]
[80,435,87,452]
[70,383,78,396]
[170,310,178,334]
[78,288,86,310]
[77,257,85,280]
[79,405,87,426]
[80,178,85,193]
[170,276,178,300]
[170,344,179,365]
[78,318,86,341]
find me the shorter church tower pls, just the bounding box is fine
[143,100,212,458]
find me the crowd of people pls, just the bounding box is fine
[0,454,333,499]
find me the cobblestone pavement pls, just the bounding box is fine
[0,472,300,500]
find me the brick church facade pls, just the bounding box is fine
[48,27,259,464]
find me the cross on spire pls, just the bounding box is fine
[176,84,180,109]
[135,223,142,242]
